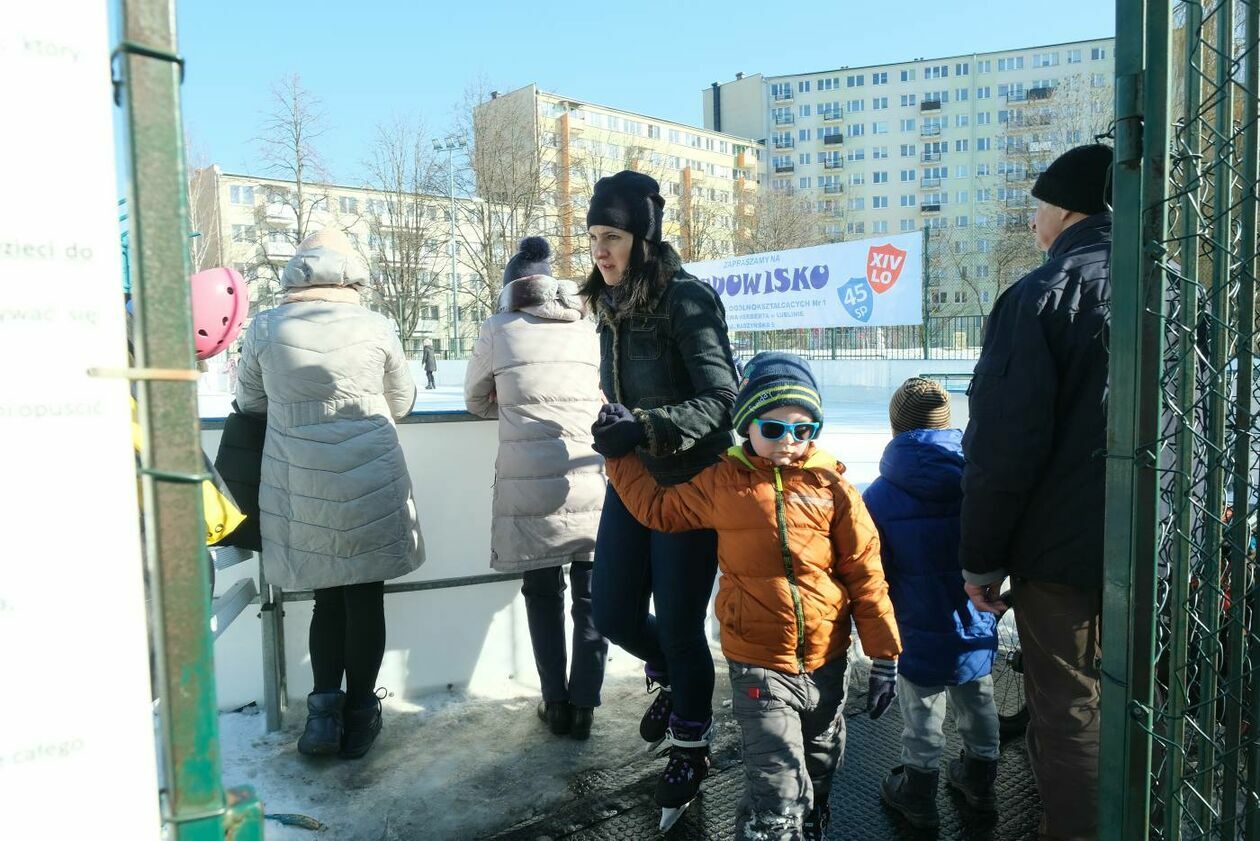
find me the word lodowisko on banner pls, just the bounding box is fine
[685,231,925,331]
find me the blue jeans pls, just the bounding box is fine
[591,484,719,722]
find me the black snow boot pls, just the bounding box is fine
[881,764,940,828]
[340,691,384,759]
[569,706,594,741]
[537,700,572,736]
[947,751,999,811]
[802,792,831,841]
[655,717,712,809]
[297,690,345,757]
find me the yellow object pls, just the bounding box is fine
[131,398,245,546]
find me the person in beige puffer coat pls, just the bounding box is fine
[464,237,608,740]
[236,227,424,760]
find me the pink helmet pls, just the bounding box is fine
[190,267,249,360]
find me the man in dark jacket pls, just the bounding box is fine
[960,143,1113,841]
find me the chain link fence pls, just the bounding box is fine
[1103,1,1260,837]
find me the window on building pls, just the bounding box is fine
[799,177,812,189]
[872,121,889,134]
[798,128,811,141]
[923,90,948,104]
[872,71,889,85]
[978,59,992,73]
[977,137,991,151]
[955,139,970,151]
[847,74,866,87]
[339,196,358,214]
[873,96,889,110]
[900,118,916,132]
[1091,47,1107,60]
[955,115,969,128]
[798,80,812,92]
[1067,49,1083,64]
[668,128,681,143]
[900,143,917,157]
[900,193,917,206]
[799,152,811,165]
[846,147,866,161]
[902,219,919,232]
[872,146,890,159]
[977,111,992,125]
[956,165,970,178]
[1091,73,1107,88]
[847,221,867,235]
[976,86,992,100]
[956,62,970,76]
[956,88,970,101]
[956,191,970,204]
[873,220,890,233]
[977,188,992,201]
[1034,52,1060,67]
[231,224,255,242]
[925,64,949,79]
[954,290,969,304]
[847,98,865,112]
[998,56,1025,71]
[873,171,889,183]
[901,93,918,107]
[848,197,866,211]
[850,172,866,185]
[900,68,916,82]
[229,185,255,205]
[873,196,889,209]
[900,169,917,182]
[848,123,866,137]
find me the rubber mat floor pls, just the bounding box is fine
[489,660,1040,841]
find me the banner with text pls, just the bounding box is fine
[685,231,924,331]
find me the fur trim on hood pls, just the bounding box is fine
[282,285,362,305]
[498,275,586,322]
[281,228,369,289]
[593,241,684,324]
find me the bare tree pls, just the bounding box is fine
[358,117,449,348]
[184,134,218,271]
[735,188,829,255]
[453,81,558,327]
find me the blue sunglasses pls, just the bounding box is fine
[751,419,821,442]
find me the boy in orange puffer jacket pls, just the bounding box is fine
[594,351,901,841]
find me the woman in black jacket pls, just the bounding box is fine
[582,170,738,822]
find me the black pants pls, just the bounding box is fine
[309,581,386,706]
[425,370,436,389]
[521,562,608,707]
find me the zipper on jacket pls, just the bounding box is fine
[608,319,624,403]
[773,467,807,672]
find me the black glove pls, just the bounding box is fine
[591,403,645,458]
[866,658,898,720]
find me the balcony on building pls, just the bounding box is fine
[920,125,941,138]
[264,202,297,223]
[823,134,844,146]
[773,114,795,126]
[773,137,795,150]
[773,90,794,103]
[920,100,943,112]
[1005,91,1028,103]
[263,239,296,260]
[921,151,943,163]
[822,158,845,170]
[920,203,942,213]
[774,163,796,174]
[1027,140,1055,153]
[736,152,757,170]
[1027,86,1056,101]
[823,183,845,194]
[822,110,843,123]
[1005,171,1028,183]
[920,177,942,189]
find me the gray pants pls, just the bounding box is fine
[728,657,848,841]
[898,673,1000,771]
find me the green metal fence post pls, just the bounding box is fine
[922,227,931,360]
[118,0,263,837]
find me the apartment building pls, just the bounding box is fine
[703,38,1115,315]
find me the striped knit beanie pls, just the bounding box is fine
[889,377,952,436]
[731,352,824,437]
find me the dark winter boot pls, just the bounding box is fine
[655,716,712,809]
[947,751,998,811]
[297,690,345,757]
[880,764,940,828]
[537,701,572,736]
[802,792,831,841]
[339,691,384,759]
[570,706,594,741]
[639,669,673,747]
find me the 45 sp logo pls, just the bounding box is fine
[838,277,874,323]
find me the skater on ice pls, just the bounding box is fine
[595,351,902,838]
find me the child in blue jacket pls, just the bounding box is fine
[863,377,1000,829]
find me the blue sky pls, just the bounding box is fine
[166,0,1114,184]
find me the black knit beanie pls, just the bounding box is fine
[731,352,824,437]
[1031,144,1114,215]
[889,377,952,436]
[503,236,553,284]
[586,170,666,243]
